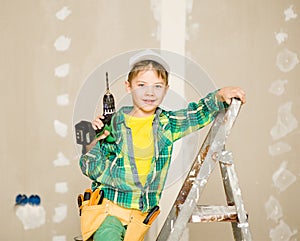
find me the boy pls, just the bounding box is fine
[79,49,246,241]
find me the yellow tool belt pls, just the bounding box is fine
[80,198,159,241]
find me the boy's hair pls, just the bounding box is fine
[127,60,169,86]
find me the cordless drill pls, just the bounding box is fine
[75,72,116,154]
[95,72,116,142]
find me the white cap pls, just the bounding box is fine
[128,49,170,72]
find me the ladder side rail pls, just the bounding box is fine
[219,161,243,240]
[220,159,252,240]
[157,99,242,241]
[175,109,227,205]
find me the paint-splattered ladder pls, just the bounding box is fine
[156,98,252,241]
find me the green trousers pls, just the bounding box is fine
[93,215,126,241]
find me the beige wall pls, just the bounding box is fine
[1,1,299,240]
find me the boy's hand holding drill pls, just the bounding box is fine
[92,115,111,140]
[84,116,110,152]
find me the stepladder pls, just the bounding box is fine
[156,98,252,241]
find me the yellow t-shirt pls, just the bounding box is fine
[125,114,154,186]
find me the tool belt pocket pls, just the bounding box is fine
[80,203,108,241]
[123,217,151,241]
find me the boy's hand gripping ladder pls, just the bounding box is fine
[156,98,252,241]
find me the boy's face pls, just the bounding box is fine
[125,69,169,117]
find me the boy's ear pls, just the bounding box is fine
[125,80,131,93]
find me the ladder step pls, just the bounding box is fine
[189,205,238,223]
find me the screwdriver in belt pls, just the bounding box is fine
[77,194,84,216]
[89,189,104,205]
[143,206,160,225]
[83,189,92,201]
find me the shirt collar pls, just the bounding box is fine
[115,106,163,125]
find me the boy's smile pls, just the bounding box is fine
[125,69,169,117]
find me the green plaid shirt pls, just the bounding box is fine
[79,90,227,212]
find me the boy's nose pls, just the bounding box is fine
[144,85,155,95]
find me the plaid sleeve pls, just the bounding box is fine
[79,141,115,181]
[169,90,228,141]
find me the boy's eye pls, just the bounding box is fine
[137,83,145,87]
[155,84,163,89]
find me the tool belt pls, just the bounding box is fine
[78,189,160,241]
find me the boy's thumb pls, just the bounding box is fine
[103,130,110,137]
[96,129,110,140]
